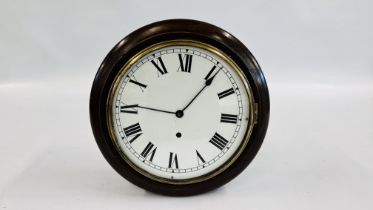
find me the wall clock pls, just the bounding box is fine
[90,19,270,196]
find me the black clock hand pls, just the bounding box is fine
[181,68,221,112]
[122,104,175,114]
[138,105,175,114]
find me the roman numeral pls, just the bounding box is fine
[120,104,138,114]
[217,88,235,99]
[123,123,142,137]
[151,56,168,75]
[196,150,205,165]
[140,142,157,162]
[128,133,142,144]
[178,54,193,73]
[168,152,179,169]
[129,79,147,89]
[204,63,219,80]
[209,133,229,150]
[220,113,238,124]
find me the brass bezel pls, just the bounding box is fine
[106,40,255,185]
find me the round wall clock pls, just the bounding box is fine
[90,19,269,196]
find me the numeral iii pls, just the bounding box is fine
[220,113,238,124]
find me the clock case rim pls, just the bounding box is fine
[90,19,270,196]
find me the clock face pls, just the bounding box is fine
[108,41,254,182]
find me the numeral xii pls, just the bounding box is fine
[178,54,193,73]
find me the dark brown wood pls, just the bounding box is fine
[89,19,270,196]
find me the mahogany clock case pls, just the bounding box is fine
[89,19,270,196]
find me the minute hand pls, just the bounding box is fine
[181,69,221,112]
[137,105,175,114]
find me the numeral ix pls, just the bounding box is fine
[120,104,138,114]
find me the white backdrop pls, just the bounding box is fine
[1,0,372,209]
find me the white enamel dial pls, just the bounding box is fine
[110,43,253,181]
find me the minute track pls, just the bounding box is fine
[112,45,247,177]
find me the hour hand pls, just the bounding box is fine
[180,67,222,112]
[205,65,222,86]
